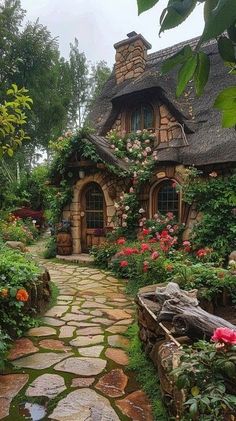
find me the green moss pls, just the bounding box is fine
[125,324,168,421]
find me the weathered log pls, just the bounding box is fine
[156,283,236,340]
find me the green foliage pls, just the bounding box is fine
[136,0,236,127]
[0,84,32,157]
[172,340,236,420]
[183,170,236,259]
[0,243,41,337]
[43,236,57,259]
[126,323,168,420]
[91,242,119,268]
[169,262,236,302]
[0,329,10,371]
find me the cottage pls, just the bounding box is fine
[61,32,236,255]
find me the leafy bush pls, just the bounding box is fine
[91,242,119,268]
[169,262,236,302]
[44,236,57,259]
[183,170,236,260]
[172,339,236,420]
[0,243,41,337]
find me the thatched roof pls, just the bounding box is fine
[87,36,236,167]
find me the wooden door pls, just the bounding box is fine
[81,183,105,252]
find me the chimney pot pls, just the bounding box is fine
[127,31,137,38]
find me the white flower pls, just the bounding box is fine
[124,157,129,162]
[139,208,145,214]
[145,139,150,144]
[122,221,127,227]
[145,147,152,153]
[115,148,118,152]
[136,130,142,134]
[111,144,115,149]
[122,214,128,219]
[114,202,119,209]
[125,206,130,211]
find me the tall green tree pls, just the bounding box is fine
[137,0,236,127]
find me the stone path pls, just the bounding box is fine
[1,257,153,421]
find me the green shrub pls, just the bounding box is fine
[91,242,119,268]
[44,236,57,259]
[0,214,37,244]
[0,243,41,337]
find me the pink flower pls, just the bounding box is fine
[129,187,134,193]
[117,238,126,245]
[211,327,236,345]
[209,171,218,178]
[151,251,159,260]
[143,261,149,272]
[120,260,128,268]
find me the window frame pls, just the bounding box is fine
[150,178,182,221]
[129,103,155,132]
[84,183,105,230]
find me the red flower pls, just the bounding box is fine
[122,247,139,256]
[142,228,150,236]
[160,230,169,238]
[117,237,126,245]
[212,327,236,345]
[120,260,128,268]
[196,247,212,258]
[141,243,150,252]
[148,238,157,243]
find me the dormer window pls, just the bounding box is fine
[130,104,154,131]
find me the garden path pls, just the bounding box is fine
[1,250,153,420]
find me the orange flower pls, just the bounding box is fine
[16,289,29,302]
[1,288,8,298]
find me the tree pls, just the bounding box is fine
[0,84,32,158]
[69,38,89,128]
[137,0,236,127]
[90,60,112,101]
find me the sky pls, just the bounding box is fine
[20,0,204,67]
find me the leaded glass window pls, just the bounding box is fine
[157,180,179,217]
[85,183,104,229]
[131,104,154,131]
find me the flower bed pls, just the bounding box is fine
[0,243,51,365]
[0,213,39,245]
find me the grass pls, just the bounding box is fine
[125,323,168,421]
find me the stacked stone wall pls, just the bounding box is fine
[115,39,147,84]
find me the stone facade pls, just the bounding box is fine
[63,172,127,254]
[159,104,182,143]
[114,32,151,84]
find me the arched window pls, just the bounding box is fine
[85,183,104,229]
[130,104,154,131]
[152,180,180,218]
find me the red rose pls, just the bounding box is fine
[142,228,150,236]
[120,260,128,268]
[117,237,126,245]
[212,327,236,345]
[141,243,150,252]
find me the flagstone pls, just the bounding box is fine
[90,310,103,316]
[54,357,106,376]
[45,305,69,317]
[61,313,90,322]
[67,321,99,328]
[42,317,65,327]
[76,326,103,336]
[49,388,120,421]
[39,339,71,352]
[81,302,111,309]
[26,374,66,398]
[108,335,130,348]
[106,325,128,334]
[91,317,114,326]
[27,326,56,337]
[95,369,128,397]
[115,318,134,325]
[115,390,153,421]
[59,325,76,338]
[71,377,95,388]
[102,309,132,321]
[8,338,38,361]
[70,335,104,347]
[78,345,104,357]
[13,352,73,370]
[0,374,29,419]
[105,348,129,365]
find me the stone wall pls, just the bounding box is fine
[159,104,183,143]
[62,172,127,254]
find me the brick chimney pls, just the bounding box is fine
[114,32,152,84]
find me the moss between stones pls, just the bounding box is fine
[125,324,168,421]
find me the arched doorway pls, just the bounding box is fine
[81,182,105,252]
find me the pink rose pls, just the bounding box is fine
[151,251,159,260]
[211,327,236,345]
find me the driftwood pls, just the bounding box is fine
[154,283,236,340]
